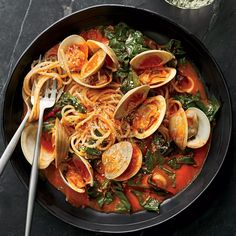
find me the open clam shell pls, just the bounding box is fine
[21,119,70,169]
[169,108,188,150]
[114,85,150,119]
[186,107,211,148]
[54,118,70,168]
[130,50,176,88]
[102,141,133,179]
[87,39,119,71]
[130,50,175,70]
[132,95,167,139]
[59,154,94,193]
[139,67,177,88]
[115,143,142,181]
[71,49,109,88]
[169,107,211,150]
[21,123,54,169]
[58,35,88,72]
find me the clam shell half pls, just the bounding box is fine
[130,50,176,88]
[58,35,87,72]
[21,123,54,169]
[87,39,119,72]
[59,154,94,193]
[130,50,175,70]
[102,141,133,179]
[169,107,211,150]
[186,107,211,148]
[132,95,167,139]
[114,85,150,120]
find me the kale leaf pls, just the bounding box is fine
[174,93,220,122]
[56,92,87,113]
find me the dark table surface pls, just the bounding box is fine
[0,0,236,235]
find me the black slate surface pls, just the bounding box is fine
[0,0,236,235]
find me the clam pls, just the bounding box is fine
[102,141,133,179]
[71,49,109,88]
[132,95,167,139]
[21,119,69,169]
[21,123,54,169]
[169,108,188,150]
[59,154,94,193]
[114,85,150,120]
[87,39,119,71]
[169,107,211,150]
[54,118,70,168]
[115,143,142,181]
[186,107,211,149]
[130,50,176,88]
[57,35,88,72]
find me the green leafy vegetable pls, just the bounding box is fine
[97,192,114,208]
[132,190,160,212]
[174,93,220,122]
[144,149,165,173]
[120,70,141,93]
[56,92,87,113]
[80,146,102,157]
[115,190,131,213]
[103,23,148,91]
[152,132,170,156]
[167,155,195,170]
[162,39,186,66]
[163,39,186,58]
[42,121,54,132]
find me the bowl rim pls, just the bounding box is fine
[0,4,232,233]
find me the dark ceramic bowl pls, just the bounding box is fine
[1,4,232,233]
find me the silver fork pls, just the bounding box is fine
[25,79,57,236]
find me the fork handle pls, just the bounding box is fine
[25,109,44,236]
[0,110,30,177]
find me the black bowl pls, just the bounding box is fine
[1,4,232,233]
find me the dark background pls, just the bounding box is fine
[0,0,235,235]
